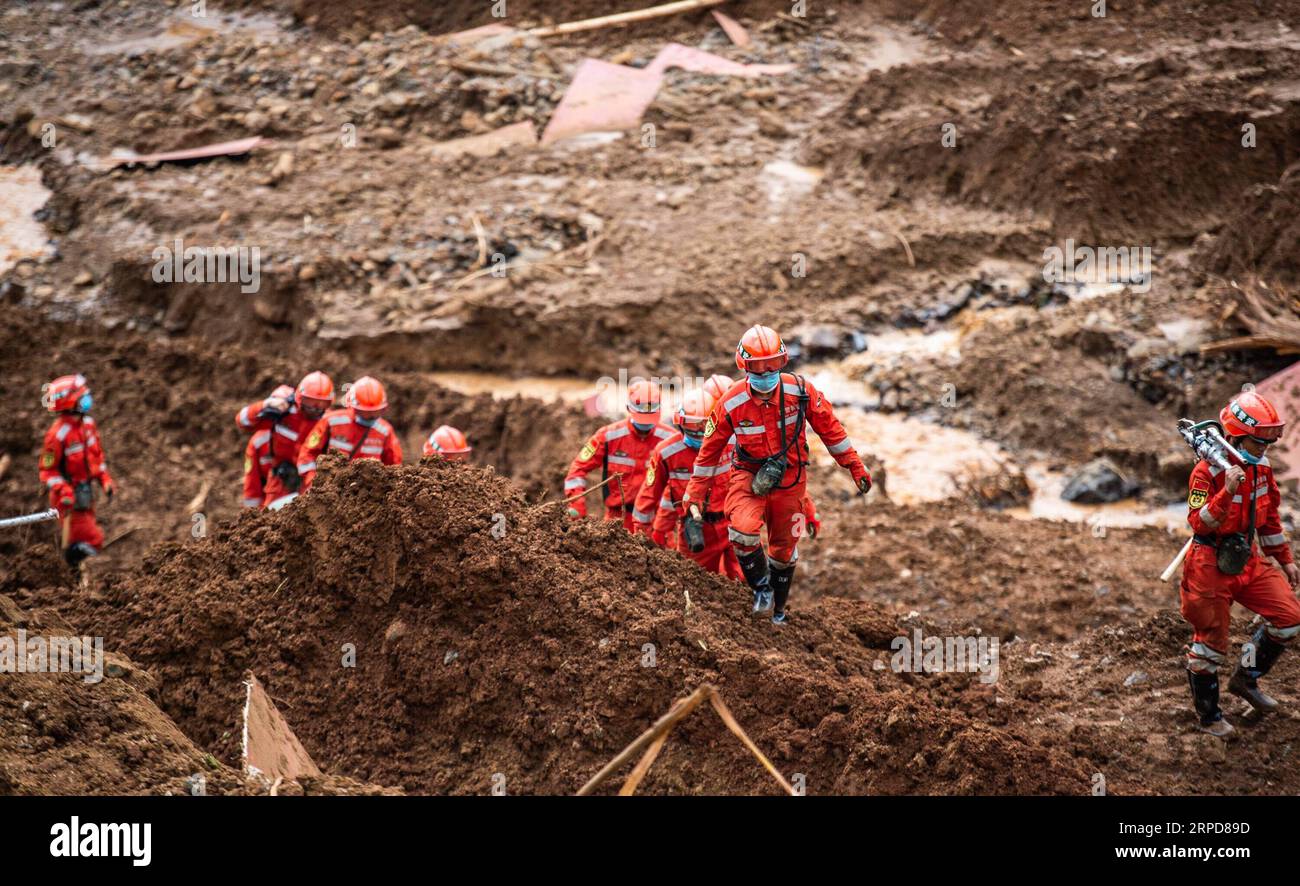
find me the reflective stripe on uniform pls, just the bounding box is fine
[659,495,673,510]
[360,445,384,455]
[238,407,253,427]
[724,391,750,412]
[734,425,765,435]
[329,437,354,451]
[1261,533,1287,547]
[1198,504,1220,528]
[565,478,586,491]
[46,475,66,487]
[275,425,299,441]
[64,442,85,454]
[668,470,690,480]
[259,456,274,466]
[56,423,72,441]
[252,431,271,448]
[1266,622,1300,641]
[782,383,802,396]
[607,455,637,467]
[606,426,629,441]
[242,497,262,508]
[660,440,689,459]
[1189,642,1227,665]
[632,508,654,524]
[297,460,316,474]
[328,414,351,426]
[693,462,728,477]
[768,550,799,568]
[728,526,761,546]
[826,437,855,455]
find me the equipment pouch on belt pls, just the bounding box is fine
[751,453,787,496]
[1217,464,1257,576]
[73,481,94,511]
[1216,534,1251,575]
[682,514,706,553]
[272,460,302,492]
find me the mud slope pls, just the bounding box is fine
[46,457,1091,795]
[0,593,391,795]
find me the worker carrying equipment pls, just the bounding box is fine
[564,378,674,530]
[684,326,870,624]
[39,374,116,569]
[1175,391,1299,740]
[236,372,335,508]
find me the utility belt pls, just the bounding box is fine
[1193,533,1255,576]
[702,510,726,524]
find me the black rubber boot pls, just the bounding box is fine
[1187,670,1235,739]
[736,548,772,613]
[1228,625,1286,714]
[63,542,96,570]
[770,562,795,624]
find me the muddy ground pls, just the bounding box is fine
[2,0,1300,794]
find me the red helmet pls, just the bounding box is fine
[422,425,472,460]
[675,389,713,436]
[703,374,734,402]
[347,376,388,415]
[735,325,788,373]
[296,371,334,416]
[1221,391,1285,442]
[626,379,661,422]
[44,374,89,412]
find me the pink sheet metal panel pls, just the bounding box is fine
[1254,361,1300,486]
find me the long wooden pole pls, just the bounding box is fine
[529,0,727,38]
[577,686,711,795]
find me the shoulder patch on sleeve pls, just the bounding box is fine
[579,438,597,461]
[703,416,716,438]
[306,429,322,450]
[644,459,656,486]
[1188,483,1209,509]
[40,451,55,469]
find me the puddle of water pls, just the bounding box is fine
[0,166,53,276]
[1004,464,1186,532]
[426,371,599,406]
[805,340,1182,527]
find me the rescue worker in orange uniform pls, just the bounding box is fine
[38,374,116,568]
[240,383,296,508]
[1179,391,1300,739]
[706,373,823,546]
[633,388,744,580]
[296,376,402,492]
[564,379,674,531]
[685,326,871,624]
[422,425,472,461]
[237,371,334,509]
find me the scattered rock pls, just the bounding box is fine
[1062,458,1139,504]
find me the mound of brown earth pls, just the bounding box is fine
[42,456,1092,795]
[1202,162,1300,284]
[0,593,390,795]
[806,49,1300,243]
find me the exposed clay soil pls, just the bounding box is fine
[3,0,1300,794]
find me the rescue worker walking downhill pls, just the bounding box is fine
[632,387,744,580]
[1180,391,1300,739]
[564,379,674,531]
[237,371,334,509]
[296,376,402,491]
[683,326,871,624]
[38,374,116,569]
